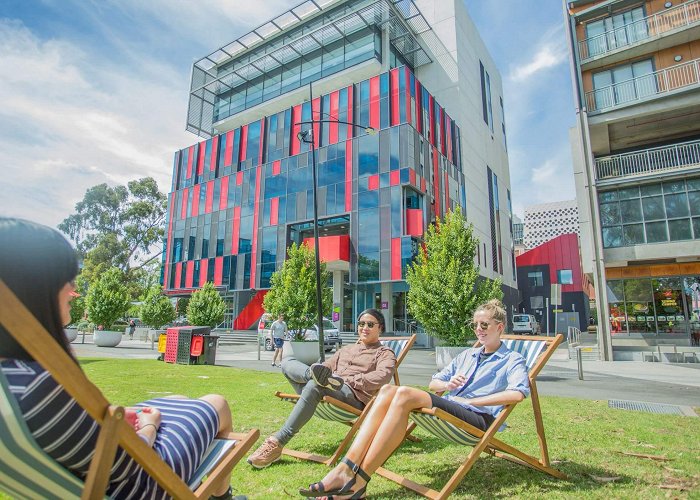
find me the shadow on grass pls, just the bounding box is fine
[372,437,641,498]
[77,358,107,366]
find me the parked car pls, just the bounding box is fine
[512,314,541,335]
[258,314,342,352]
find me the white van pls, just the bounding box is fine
[512,314,540,335]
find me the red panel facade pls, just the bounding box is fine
[369,76,380,130]
[214,256,223,286]
[199,259,208,287]
[391,237,402,280]
[205,180,214,213]
[406,208,423,237]
[219,176,229,210]
[329,91,339,144]
[270,197,279,226]
[390,68,400,126]
[210,136,219,172]
[224,130,234,167]
[185,261,194,288]
[516,234,584,292]
[390,170,400,186]
[191,184,200,217]
[368,174,379,191]
[231,206,241,255]
[303,235,350,263]
[345,140,353,211]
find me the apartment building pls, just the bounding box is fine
[565,0,700,360]
[163,0,516,333]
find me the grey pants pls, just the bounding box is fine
[275,358,364,445]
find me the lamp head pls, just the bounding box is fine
[365,127,377,136]
[297,129,313,143]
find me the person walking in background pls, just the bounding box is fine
[270,313,287,367]
[129,319,136,340]
[247,308,396,469]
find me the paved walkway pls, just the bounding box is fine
[71,337,700,409]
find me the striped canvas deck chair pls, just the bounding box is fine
[0,280,259,500]
[376,334,566,500]
[275,334,416,466]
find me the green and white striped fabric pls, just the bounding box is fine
[0,370,86,499]
[380,338,410,359]
[410,339,547,445]
[187,438,237,489]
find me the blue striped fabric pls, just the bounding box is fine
[411,340,547,446]
[379,339,409,358]
[186,438,237,489]
[0,370,86,498]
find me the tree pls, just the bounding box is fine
[86,267,131,330]
[68,275,88,325]
[406,207,503,346]
[140,286,176,329]
[59,178,167,284]
[187,282,226,328]
[263,243,332,340]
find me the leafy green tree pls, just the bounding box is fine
[406,207,503,346]
[68,274,87,325]
[59,178,167,286]
[140,285,176,329]
[263,243,332,340]
[187,282,226,328]
[86,267,131,330]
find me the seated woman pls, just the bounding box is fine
[0,218,244,500]
[299,298,529,499]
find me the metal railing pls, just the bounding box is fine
[595,138,700,181]
[393,318,418,335]
[579,0,700,60]
[585,57,700,112]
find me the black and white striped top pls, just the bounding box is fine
[1,359,219,499]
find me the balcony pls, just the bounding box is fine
[578,0,700,62]
[595,139,700,182]
[585,57,700,113]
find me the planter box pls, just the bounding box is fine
[94,330,122,347]
[64,328,78,343]
[283,341,321,365]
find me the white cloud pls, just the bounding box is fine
[511,42,568,82]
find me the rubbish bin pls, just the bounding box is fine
[164,326,210,364]
[196,335,219,365]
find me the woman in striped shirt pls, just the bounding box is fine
[0,218,243,500]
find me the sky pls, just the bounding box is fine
[0,0,576,228]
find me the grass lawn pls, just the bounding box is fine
[3,358,699,499]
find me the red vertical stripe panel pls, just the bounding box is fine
[199,259,209,287]
[225,130,234,167]
[197,141,206,176]
[205,180,214,213]
[405,67,412,126]
[214,256,223,286]
[312,97,321,148]
[391,238,402,281]
[272,160,281,176]
[390,68,400,126]
[174,262,182,289]
[369,76,380,130]
[390,170,400,186]
[191,184,200,217]
[180,188,189,220]
[250,163,263,288]
[329,91,339,144]
[432,146,440,219]
[186,145,194,179]
[270,197,279,226]
[291,105,302,155]
[219,176,229,210]
[346,85,354,139]
[210,135,219,172]
[240,124,248,162]
[185,261,194,288]
[164,192,175,289]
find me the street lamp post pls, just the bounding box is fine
[295,82,375,361]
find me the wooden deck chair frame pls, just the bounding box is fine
[0,280,259,500]
[275,334,416,466]
[375,334,566,500]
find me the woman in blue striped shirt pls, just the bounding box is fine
[0,218,242,500]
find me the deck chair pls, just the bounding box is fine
[0,279,259,500]
[376,334,566,500]
[275,334,416,466]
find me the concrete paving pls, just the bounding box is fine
[71,337,700,409]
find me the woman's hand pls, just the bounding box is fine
[136,407,161,430]
[445,374,467,392]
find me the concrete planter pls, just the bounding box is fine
[435,346,468,370]
[94,330,122,347]
[64,328,78,343]
[283,341,321,365]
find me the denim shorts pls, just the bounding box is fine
[273,337,284,349]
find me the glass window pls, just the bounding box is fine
[623,223,645,245]
[528,271,543,287]
[665,193,689,218]
[645,221,668,243]
[663,180,686,193]
[642,196,665,220]
[693,217,700,238]
[688,191,700,216]
[600,202,620,226]
[602,226,623,248]
[640,184,662,196]
[668,218,692,241]
[557,269,573,285]
[620,198,642,222]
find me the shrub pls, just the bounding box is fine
[140,285,176,329]
[187,282,226,328]
[86,267,130,330]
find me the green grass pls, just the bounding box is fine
[3,358,699,499]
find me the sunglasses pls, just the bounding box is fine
[357,321,378,329]
[470,320,492,331]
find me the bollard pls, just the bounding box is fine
[576,347,584,380]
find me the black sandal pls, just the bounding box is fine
[298,457,370,497]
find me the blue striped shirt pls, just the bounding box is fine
[432,342,530,417]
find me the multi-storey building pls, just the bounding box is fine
[523,199,580,249]
[163,0,516,333]
[566,0,700,359]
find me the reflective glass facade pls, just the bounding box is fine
[165,67,464,311]
[599,178,700,248]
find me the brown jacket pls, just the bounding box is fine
[323,342,396,404]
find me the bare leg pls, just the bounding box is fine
[199,394,233,496]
